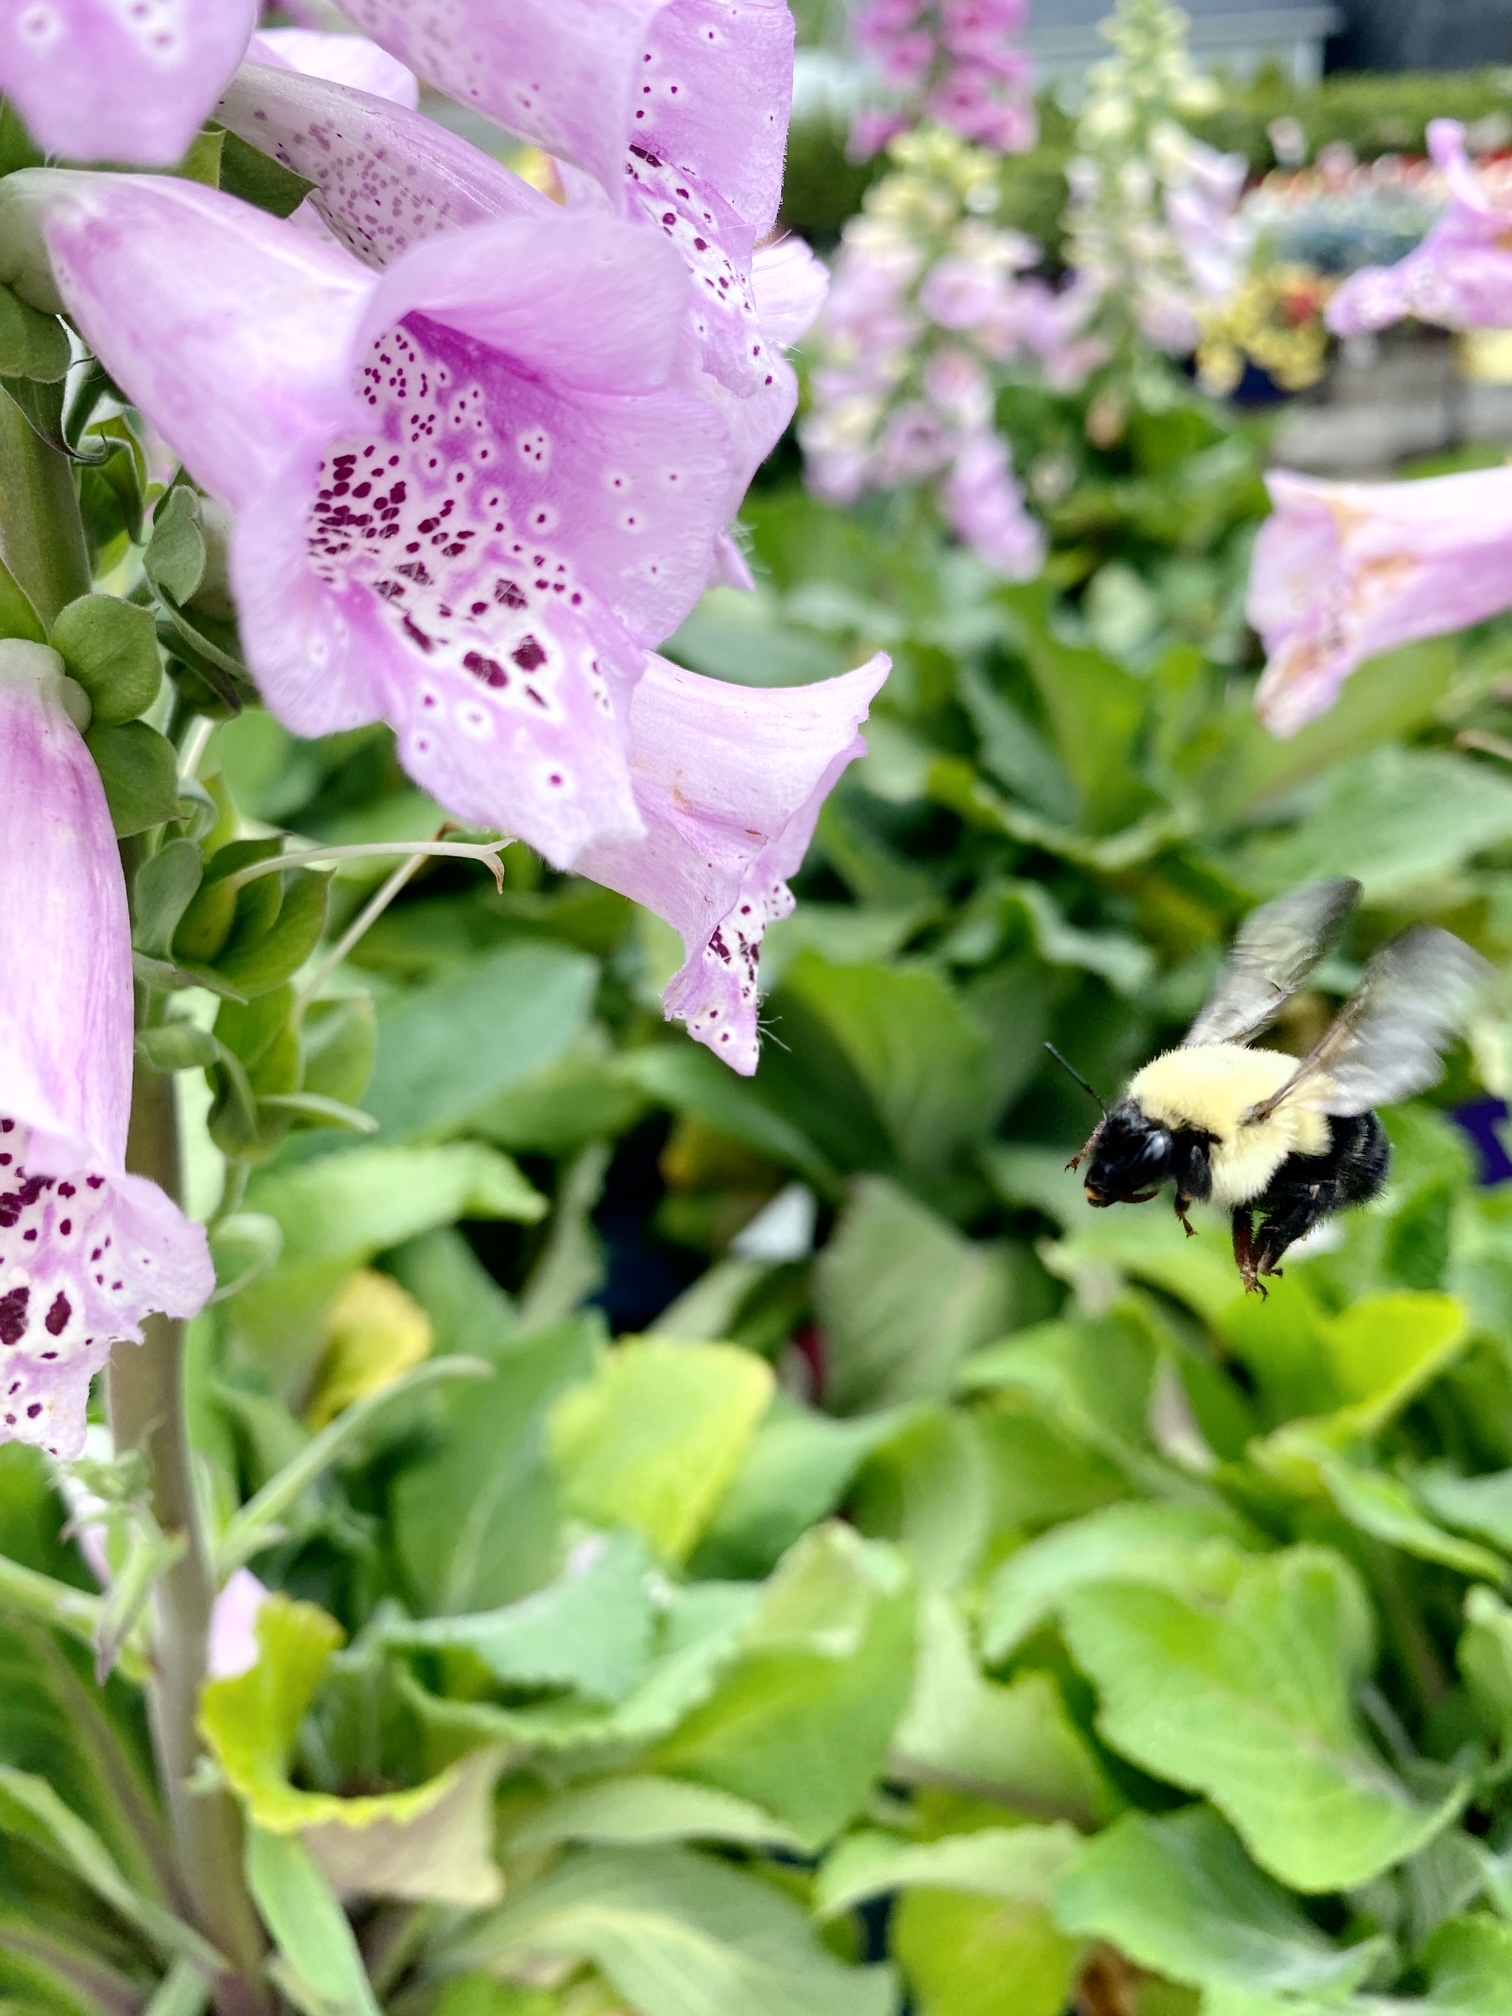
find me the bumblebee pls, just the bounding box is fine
[1067,880,1492,1295]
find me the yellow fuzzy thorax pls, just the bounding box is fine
[1127,1044,1334,1209]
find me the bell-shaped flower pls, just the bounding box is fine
[581,652,891,1073]
[3,168,736,868]
[0,0,256,166]
[327,0,803,487]
[1329,121,1512,337]
[1249,465,1512,737]
[0,643,212,1460]
[249,26,418,108]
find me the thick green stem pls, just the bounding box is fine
[113,1066,271,2016]
[0,389,90,622]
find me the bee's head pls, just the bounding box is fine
[1083,1102,1175,1207]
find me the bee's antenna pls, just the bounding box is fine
[1044,1043,1106,1115]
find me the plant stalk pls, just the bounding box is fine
[114,1063,271,2016]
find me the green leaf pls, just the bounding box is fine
[83,722,180,838]
[818,1822,1082,1919]
[216,129,316,218]
[893,1887,1083,2016]
[1314,1455,1507,1582]
[136,1023,220,1073]
[364,943,598,1139]
[814,1179,1013,1413]
[1061,1547,1466,1892]
[392,1313,601,1616]
[1053,1806,1393,1996]
[616,1044,838,1195]
[892,1594,1113,1828]
[204,1599,506,1908]
[217,1357,492,1574]
[0,555,45,643]
[1459,1586,1512,1745]
[0,285,68,381]
[549,1339,774,1564]
[981,1503,1265,1663]
[0,1767,222,1973]
[132,840,204,962]
[215,869,329,997]
[244,1829,380,2016]
[51,597,161,725]
[446,1844,898,2016]
[508,1776,801,1854]
[143,487,206,608]
[693,1399,917,1580]
[650,1524,916,1850]
[247,1142,546,1270]
[384,1530,656,1705]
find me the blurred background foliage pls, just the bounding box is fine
[12,15,1512,2016]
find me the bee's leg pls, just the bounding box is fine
[1231,1208,1265,1297]
[1172,1134,1212,1240]
[1174,1194,1197,1238]
[1066,1124,1101,1175]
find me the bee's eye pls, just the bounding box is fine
[1134,1130,1173,1171]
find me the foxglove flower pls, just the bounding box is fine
[0,642,212,1460]
[1329,121,1512,337]
[0,0,256,166]
[250,26,418,108]
[329,0,801,486]
[581,652,891,1072]
[1249,466,1512,737]
[2,169,734,867]
[850,0,1037,161]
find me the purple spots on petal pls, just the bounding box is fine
[0,1288,29,1347]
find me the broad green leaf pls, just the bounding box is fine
[0,286,68,381]
[364,942,598,1138]
[775,953,1000,1176]
[692,1399,916,1580]
[892,1594,1112,1829]
[817,1822,1082,1918]
[203,1599,505,1906]
[815,1179,1013,1413]
[84,721,180,837]
[1044,1212,1247,1328]
[385,1531,656,1706]
[893,1887,1082,2016]
[0,1767,221,1973]
[650,1524,915,1849]
[0,554,45,643]
[1062,1547,1465,1892]
[217,129,316,219]
[51,597,161,726]
[1415,1468,1512,1554]
[245,1828,380,2016]
[245,1141,545,1271]
[1054,1806,1392,1996]
[1459,1586,1512,1745]
[446,1844,898,2016]
[1202,1914,1512,2016]
[508,1776,801,1853]
[549,1339,774,1564]
[616,1044,838,1195]
[392,1314,601,1615]
[981,1502,1265,1663]
[1236,746,1512,899]
[1314,1457,1506,1582]
[214,869,329,997]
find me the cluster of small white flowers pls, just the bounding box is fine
[1065,0,1251,356]
[850,0,1039,162]
[802,128,1100,579]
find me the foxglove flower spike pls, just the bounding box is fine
[0,642,212,1459]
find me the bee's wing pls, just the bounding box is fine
[1246,927,1494,1123]
[1183,879,1362,1049]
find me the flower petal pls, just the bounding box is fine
[1328,120,1512,337]
[250,26,418,107]
[753,235,830,348]
[0,0,256,166]
[1250,466,1512,737]
[0,1137,213,1460]
[217,58,545,270]
[8,168,372,513]
[0,643,131,1174]
[579,652,891,1073]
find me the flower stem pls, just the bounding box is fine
[113,1062,271,2016]
[219,836,507,893]
[0,389,91,623]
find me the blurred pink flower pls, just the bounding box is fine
[851,0,1037,160]
[1250,465,1512,736]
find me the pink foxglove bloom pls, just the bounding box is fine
[851,0,1037,160]
[1329,121,1512,338]
[0,643,212,1459]
[0,0,256,166]
[3,169,734,869]
[333,0,800,472]
[249,27,418,108]
[581,652,891,1071]
[1250,466,1512,737]
[207,1568,270,1679]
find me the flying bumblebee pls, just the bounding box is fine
[1064,880,1492,1295]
